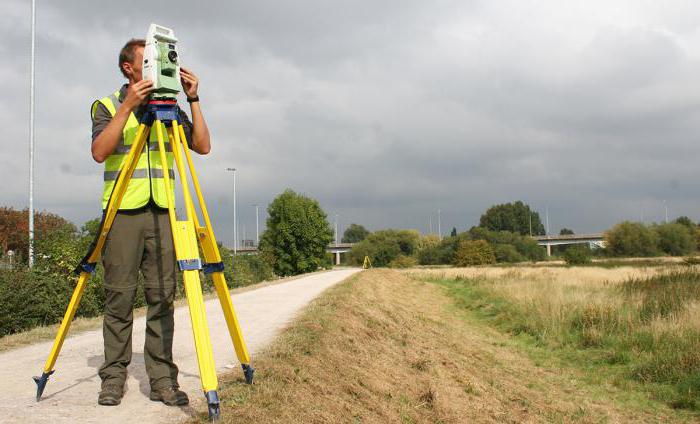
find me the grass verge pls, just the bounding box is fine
[420,266,700,414]
[202,268,692,423]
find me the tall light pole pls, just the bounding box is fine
[545,206,550,236]
[225,168,237,253]
[253,204,259,246]
[28,0,36,268]
[334,214,339,246]
[663,200,668,223]
[437,209,442,240]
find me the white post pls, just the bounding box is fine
[438,209,442,240]
[28,0,36,268]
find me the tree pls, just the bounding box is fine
[563,245,592,265]
[654,223,695,256]
[674,216,696,231]
[258,189,333,276]
[0,207,75,262]
[559,228,574,235]
[347,229,420,267]
[450,227,457,237]
[604,222,659,257]
[341,223,370,243]
[479,201,545,235]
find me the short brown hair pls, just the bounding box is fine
[118,38,146,78]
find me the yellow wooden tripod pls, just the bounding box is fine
[33,100,253,420]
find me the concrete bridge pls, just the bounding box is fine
[535,233,605,256]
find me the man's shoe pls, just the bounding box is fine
[98,383,124,406]
[149,386,189,406]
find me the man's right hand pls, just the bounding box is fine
[122,79,154,110]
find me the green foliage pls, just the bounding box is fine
[347,229,420,267]
[605,221,659,257]
[453,240,496,266]
[341,223,370,243]
[450,227,457,237]
[258,189,333,276]
[494,244,525,263]
[562,245,592,265]
[215,245,275,288]
[559,228,574,235]
[478,201,544,235]
[654,223,696,256]
[387,254,418,268]
[674,216,696,230]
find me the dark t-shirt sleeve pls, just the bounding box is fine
[91,101,195,149]
[91,102,113,141]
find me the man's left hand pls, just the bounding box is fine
[180,67,199,98]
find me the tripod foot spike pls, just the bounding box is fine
[32,370,54,401]
[205,390,220,421]
[242,364,254,384]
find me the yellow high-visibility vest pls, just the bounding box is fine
[91,90,175,209]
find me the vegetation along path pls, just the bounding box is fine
[0,268,360,424]
[210,268,697,423]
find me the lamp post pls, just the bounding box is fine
[438,209,442,240]
[28,0,36,268]
[253,204,259,246]
[225,168,237,253]
[334,214,339,247]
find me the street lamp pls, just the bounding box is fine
[28,0,36,268]
[438,209,442,240]
[252,204,259,246]
[225,168,237,253]
[334,214,339,246]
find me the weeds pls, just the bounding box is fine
[430,266,700,411]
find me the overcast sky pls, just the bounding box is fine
[3,0,700,245]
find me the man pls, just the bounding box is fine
[91,38,211,406]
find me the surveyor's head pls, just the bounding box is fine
[119,38,146,82]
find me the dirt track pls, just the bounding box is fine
[0,268,360,423]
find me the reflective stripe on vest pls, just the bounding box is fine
[93,90,175,210]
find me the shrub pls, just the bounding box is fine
[388,255,418,268]
[347,229,420,267]
[563,245,592,265]
[494,244,525,263]
[453,240,496,266]
[605,221,659,257]
[654,223,696,256]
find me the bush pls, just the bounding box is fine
[454,240,496,266]
[388,255,418,268]
[347,229,420,267]
[494,244,525,263]
[563,245,592,265]
[654,223,696,256]
[605,221,659,257]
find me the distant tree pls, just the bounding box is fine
[605,222,659,257]
[559,228,574,235]
[341,223,370,243]
[347,229,420,267]
[0,207,75,262]
[674,216,696,230]
[479,201,545,235]
[450,227,457,237]
[259,189,333,276]
[654,223,695,256]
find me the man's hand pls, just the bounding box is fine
[180,67,199,98]
[122,79,154,111]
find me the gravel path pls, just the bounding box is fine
[0,268,360,423]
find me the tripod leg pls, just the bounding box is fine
[33,123,151,401]
[155,120,220,419]
[175,124,254,384]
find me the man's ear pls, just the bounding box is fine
[122,62,133,78]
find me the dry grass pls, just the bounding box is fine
[207,269,689,423]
